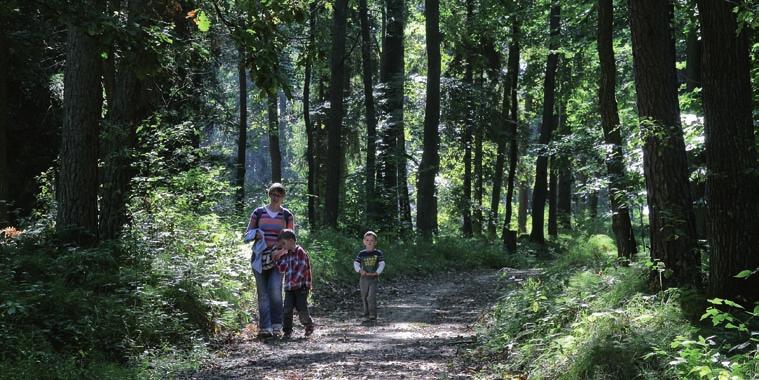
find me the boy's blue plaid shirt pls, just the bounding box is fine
[276,245,312,291]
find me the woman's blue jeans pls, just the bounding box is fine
[252,268,283,331]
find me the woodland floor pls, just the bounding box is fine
[182,269,539,380]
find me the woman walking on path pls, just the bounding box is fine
[244,183,295,338]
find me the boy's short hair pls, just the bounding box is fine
[268,183,286,196]
[278,229,297,242]
[363,231,378,240]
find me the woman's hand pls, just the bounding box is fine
[272,247,288,260]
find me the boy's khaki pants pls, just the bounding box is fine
[360,276,378,318]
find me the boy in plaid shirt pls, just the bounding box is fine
[272,229,315,338]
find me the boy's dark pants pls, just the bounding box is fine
[359,276,378,318]
[283,287,313,334]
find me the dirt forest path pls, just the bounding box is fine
[184,269,533,380]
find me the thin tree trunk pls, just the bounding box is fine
[517,182,529,234]
[629,0,699,288]
[556,108,572,230]
[530,3,560,244]
[416,0,441,238]
[268,91,282,183]
[279,91,288,171]
[698,0,759,302]
[58,20,102,241]
[304,1,317,228]
[547,158,558,237]
[489,82,508,238]
[359,0,378,225]
[461,0,475,237]
[685,26,701,91]
[502,20,521,243]
[0,33,8,228]
[324,0,348,228]
[597,0,637,259]
[472,75,485,236]
[235,46,247,212]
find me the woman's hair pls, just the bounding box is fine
[363,231,378,240]
[267,182,286,196]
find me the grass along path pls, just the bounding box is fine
[182,269,535,379]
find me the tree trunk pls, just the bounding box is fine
[58,21,102,241]
[324,0,348,228]
[0,33,8,228]
[235,47,247,212]
[698,0,759,302]
[489,82,508,238]
[547,158,558,237]
[502,20,521,242]
[685,26,701,91]
[99,0,158,240]
[461,0,475,237]
[268,91,282,183]
[359,0,378,225]
[629,0,700,288]
[376,0,405,232]
[279,91,288,171]
[517,182,529,234]
[304,1,317,228]
[556,109,572,230]
[597,0,637,259]
[530,3,560,244]
[472,76,485,236]
[416,0,441,239]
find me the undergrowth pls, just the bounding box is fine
[473,233,759,379]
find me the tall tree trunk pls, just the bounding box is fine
[268,91,282,183]
[517,182,529,234]
[530,3,560,244]
[416,0,441,239]
[58,21,102,241]
[547,158,558,237]
[324,0,348,228]
[461,0,475,237]
[304,1,317,228]
[0,33,8,228]
[629,0,699,288]
[377,0,405,232]
[279,91,288,171]
[502,20,521,244]
[472,75,485,236]
[99,0,157,240]
[597,0,637,259]
[489,82,509,238]
[698,0,759,302]
[359,0,378,225]
[235,46,247,212]
[556,108,572,230]
[685,26,701,92]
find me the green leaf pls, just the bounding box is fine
[724,299,744,309]
[734,270,754,279]
[708,298,724,305]
[195,10,211,32]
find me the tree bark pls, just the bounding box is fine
[99,0,158,240]
[359,0,378,225]
[556,108,572,230]
[0,33,8,228]
[324,0,348,228]
[235,46,248,212]
[517,182,529,234]
[376,0,405,232]
[547,158,558,237]
[461,0,475,237]
[268,91,282,183]
[304,1,317,228]
[472,75,485,236]
[629,0,699,288]
[58,20,102,241]
[530,3,560,244]
[416,0,441,239]
[698,0,759,302]
[502,20,521,242]
[489,82,508,238]
[597,0,637,259]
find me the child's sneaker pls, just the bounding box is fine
[282,331,292,339]
[304,324,315,337]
